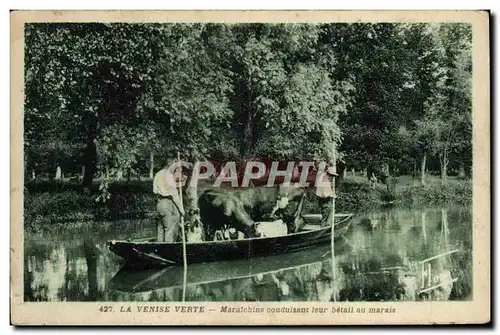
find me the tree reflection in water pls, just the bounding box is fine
[24,207,472,302]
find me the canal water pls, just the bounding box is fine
[24,206,472,302]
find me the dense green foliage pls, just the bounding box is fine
[25,22,472,190]
[320,23,472,179]
[24,23,472,230]
[25,23,353,189]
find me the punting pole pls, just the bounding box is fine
[330,148,337,302]
[177,151,188,302]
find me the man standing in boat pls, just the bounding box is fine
[316,162,337,227]
[153,159,185,242]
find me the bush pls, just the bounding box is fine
[24,190,94,219]
[24,181,157,230]
[97,191,153,220]
[336,179,380,212]
[378,178,398,204]
[400,180,472,206]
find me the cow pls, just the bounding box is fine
[198,184,306,241]
[198,188,257,240]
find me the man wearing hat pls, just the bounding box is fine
[153,158,186,242]
[316,164,338,227]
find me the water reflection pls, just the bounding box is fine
[24,206,472,302]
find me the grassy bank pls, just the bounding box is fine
[336,175,471,212]
[24,180,155,231]
[24,175,472,231]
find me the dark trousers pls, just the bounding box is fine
[157,198,181,242]
[318,196,333,227]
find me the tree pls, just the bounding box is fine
[399,23,447,184]
[414,23,472,184]
[25,23,159,190]
[25,22,472,202]
[137,23,352,221]
[138,24,234,160]
[321,23,418,170]
[320,22,471,183]
[224,23,352,162]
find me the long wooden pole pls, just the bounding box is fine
[177,151,188,302]
[330,148,337,302]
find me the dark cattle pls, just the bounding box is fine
[198,185,306,240]
[237,184,305,221]
[198,189,257,240]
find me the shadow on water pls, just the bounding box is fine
[24,206,472,302]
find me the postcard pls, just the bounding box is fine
[10,10,490,325]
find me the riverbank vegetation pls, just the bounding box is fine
[24,174,471,231]
[23,23,472,230]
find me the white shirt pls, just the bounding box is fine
[315,172,335,198]
[153,168,180,197]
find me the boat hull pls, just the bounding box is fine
[109,242,353,293]
[109,214,353,268]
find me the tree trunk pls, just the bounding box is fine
[242,114,253,159]
[55,166,62,180]
[82,137,97,193]
[441,209,449,247]
[412,159,416,185]
[421,211,427,243]
[185,176,202,241]
[420,152,427,185]
[343,168,347,179]
[149,152,154,179]
[351,168,355,177]
[439,150,448,184]
[458,162,466,178]
[185,184,199,218]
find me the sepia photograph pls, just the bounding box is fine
[10,10,490,325]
